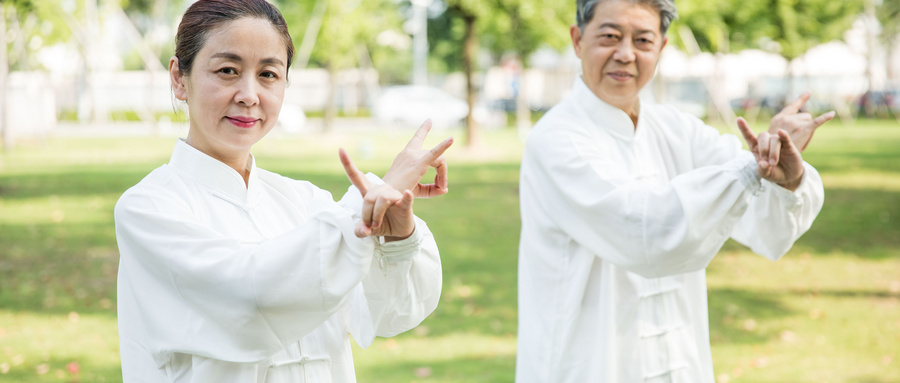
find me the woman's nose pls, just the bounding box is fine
[234,76,260,106]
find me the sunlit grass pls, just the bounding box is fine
[0,119,897,382]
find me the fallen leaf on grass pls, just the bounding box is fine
[414,367,433,378]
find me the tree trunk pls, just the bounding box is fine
[1,4,10,152]
[462,12,478,147]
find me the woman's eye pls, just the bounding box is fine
[261,71,278,79]
[219,67,237,75]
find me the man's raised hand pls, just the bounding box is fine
[769,92,835,151]
[738,117,805,191]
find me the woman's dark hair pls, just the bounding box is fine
[175,0,294,78]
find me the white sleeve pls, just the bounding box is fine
[730,164,824,260]
[335,176,442,348]
[523,124,762,279]
[114,185,375,366]
[686,117,825,260]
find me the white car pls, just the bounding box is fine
[374,85,469,128]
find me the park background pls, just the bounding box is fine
[0,0,899,381]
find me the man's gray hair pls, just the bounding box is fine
[576,0,678,35]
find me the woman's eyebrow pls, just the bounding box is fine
[210,52,284,67]
[211,52,242,61]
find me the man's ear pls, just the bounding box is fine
[570,25,583,59]
[169,56,188,101]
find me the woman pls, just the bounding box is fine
[114,0,452,381]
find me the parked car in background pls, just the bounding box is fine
[374,85,469,128]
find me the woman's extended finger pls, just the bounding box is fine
[398,190,414,211]
[426,137,454,163]
[405,119,433,150]
[339,148,370,195]
[433,156,448,191]
[354,221,373,238]
[371,192,398,229]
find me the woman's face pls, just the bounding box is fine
[171,17,287,161]
[570,0,666,115]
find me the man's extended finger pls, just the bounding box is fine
[361,195,374,227]
[339,148,370,195]
[777,129,799,155]
[781,91,811,114]
[767,134,782,166]
[736,117,758,148]
[406,119,433,149]
[758,131,772,169]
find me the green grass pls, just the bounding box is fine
[0,119,898,382]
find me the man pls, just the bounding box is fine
[515,0,832,382]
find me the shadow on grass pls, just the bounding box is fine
[0,221,119,316]
[708,288,794,345]
[721,187,900,258]
[0,168,152,200]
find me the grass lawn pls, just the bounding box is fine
[0,119,898,382]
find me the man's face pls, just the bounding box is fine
[571,0,667,114]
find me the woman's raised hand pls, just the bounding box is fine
[382,119,454,198]
[340,149,416,240]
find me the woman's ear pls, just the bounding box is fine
[169,56,188,101]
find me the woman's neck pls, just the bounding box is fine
[185,137,252,187]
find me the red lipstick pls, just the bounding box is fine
[226,116,259,128]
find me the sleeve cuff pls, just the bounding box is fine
[376,221,424,264]
[730,151,763,195]
[760,162,812,209]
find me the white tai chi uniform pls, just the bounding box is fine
[116,139,442,382]
[516,78,824,382]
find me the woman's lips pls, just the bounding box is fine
[226,116,259,128]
